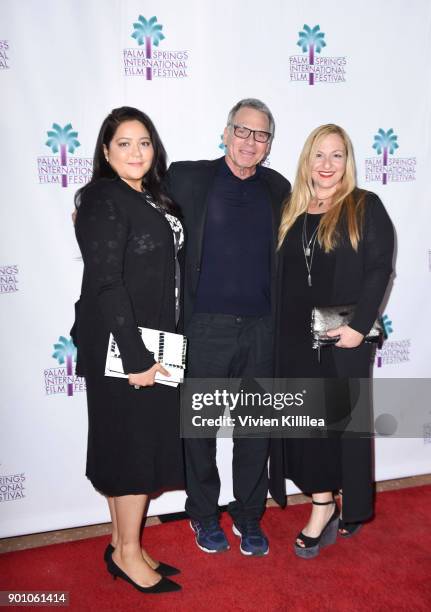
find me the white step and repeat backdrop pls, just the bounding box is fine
[1,0,430,537]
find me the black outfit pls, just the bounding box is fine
[74,177,184,496]
[269,190,394,522]
[166,157,291,522]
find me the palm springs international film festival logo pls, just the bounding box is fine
[44,336,86,396]
[365,129,416,185]
[37,123,93,188]
[0,265,18,293]
[376,314,411,368]
[0,468,25,502]
[0,40,10,69]
[123,15,189,79]
[290,25,347,85]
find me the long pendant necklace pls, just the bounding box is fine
[302,213,319,287]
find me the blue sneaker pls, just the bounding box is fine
[232,518,269,556]
[190,518,230,553]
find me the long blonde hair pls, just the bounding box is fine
[278,124,365,252]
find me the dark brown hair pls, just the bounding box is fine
[75,106,175,212]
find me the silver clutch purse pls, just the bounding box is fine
[311,304,383,351]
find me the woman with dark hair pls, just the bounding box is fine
[73,107,184,593]
[270,124,394,559]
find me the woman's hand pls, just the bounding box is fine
[326,325,364,349]
[128,363,170,388]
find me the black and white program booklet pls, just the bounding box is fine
[105,328,187,387]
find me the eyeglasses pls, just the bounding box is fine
[230,124,272,144]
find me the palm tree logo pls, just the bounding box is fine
[373,129,399,185]
[297,24,326,85]
[377,314,393,367]
[381,314,393,338]
[45,123,80,188]
[131,15,165,80]
[52,336,77,396]
[219,134,226,153]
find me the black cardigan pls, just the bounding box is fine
[276,190,394,329]
[330,190,394,337]
[166,157,291,329]
[74,177,179,377]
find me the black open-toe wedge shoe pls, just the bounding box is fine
[294,499,340,559]
[338,518,363,537]
[337,492,363,537]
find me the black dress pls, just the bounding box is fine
[74,177,185,497]
[270,190,394,522]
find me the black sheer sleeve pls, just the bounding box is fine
[75,184,156,373]
[349,193,394,335]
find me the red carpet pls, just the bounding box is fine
[2,485,431,611]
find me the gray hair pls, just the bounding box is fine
[226,98,275,138]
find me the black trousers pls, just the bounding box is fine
[184,313,273,523]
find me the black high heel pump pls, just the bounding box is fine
[104,543,180,576]
[106,556,181,593]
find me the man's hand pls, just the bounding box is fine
[326,325,364,349]
[128,363,170,388]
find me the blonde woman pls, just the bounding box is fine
[269,124,394,559]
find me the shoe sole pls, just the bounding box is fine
[232,524,269,556]
[294,543,320,559]
[189,521,230,554]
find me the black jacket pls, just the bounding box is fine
[274,189,395,375]
[166,157,291,329]
[74,177,179,376]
